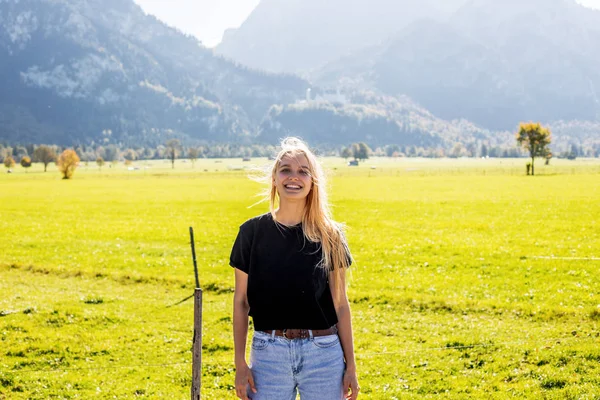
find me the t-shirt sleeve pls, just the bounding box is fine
[229,224,252,273]
[329,231,352,271]
[345,245,353,268]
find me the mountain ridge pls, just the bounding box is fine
[0,0,307,145]
[317,0,600,129]
[1,0,599,155]
[219,0,600,130]
[216,0,471,74]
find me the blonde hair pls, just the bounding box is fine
[268,137,350,302]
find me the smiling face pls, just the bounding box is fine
[273,153,313,202]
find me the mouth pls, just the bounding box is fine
[284,184,303,191]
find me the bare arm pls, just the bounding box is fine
[233,269,256,399]
[330,273,360,399]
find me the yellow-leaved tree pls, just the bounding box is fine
[20,156,32,172]
[57,149,80,179]
[4,155,15,170]
[515,122,552,176]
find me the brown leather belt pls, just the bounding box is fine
[263,326,338,340]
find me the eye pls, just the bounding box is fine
[299,170,310,176]
[280,168,291,174]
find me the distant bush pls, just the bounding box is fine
[57,149,80,179]
[3,156,15,170]
[20,156,32,170]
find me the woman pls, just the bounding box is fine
[230,137,360,400]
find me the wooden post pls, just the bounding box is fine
[191,288,203,400]
[190,227,200,289]
[189,227,202,400]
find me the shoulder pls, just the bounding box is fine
[238,212,273,235]
[332,221,353,267]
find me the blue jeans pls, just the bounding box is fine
[248,330,345,400]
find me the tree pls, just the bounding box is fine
[352,142,371,161]
[4,156,15,171]
[20,156,32,172]
[385,145,400,157]
[33,145,57,172]
[104,145,118,162]
[96,146,106,160]
[96,156,105,171]
[450,143,465,158]
[188,147,199,167]
[565,144,578,160]
[165,139,181,169]
[480,143,488,158]
[123,149,137,162]
[516,122,552,176]
[15,146,28,160]
[340,147,352,160]
[57,149,80,179]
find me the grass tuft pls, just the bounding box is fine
[82,296,104,305]
[203,282,234,294]
[540,378,567,390]
[0,374,15,388]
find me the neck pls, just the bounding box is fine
[275,199,306,226]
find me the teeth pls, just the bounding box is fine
[286,185,301,189]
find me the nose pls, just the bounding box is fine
[286,171,301,180]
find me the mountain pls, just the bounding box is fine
[256,90,508,150]
[315,0,600,129]
[0,0,308,146]
[0,0,500,150]
[216,0,470,74]
[2,0,596,151]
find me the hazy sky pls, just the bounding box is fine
[134,0,260,47]
[134,0,600,48]
[579,0,600,9]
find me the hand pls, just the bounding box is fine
[343,367,360,400]
[235,362,257,399]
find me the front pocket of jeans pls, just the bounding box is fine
[251,337,269,351]
[312,334,340,349]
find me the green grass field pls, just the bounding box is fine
[1,158,599,399]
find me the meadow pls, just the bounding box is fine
[1,157,599,399]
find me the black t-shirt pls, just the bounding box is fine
[230,213,348,331]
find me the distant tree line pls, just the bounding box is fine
[1,136,598,172]
[0,141,527,166]
[344,142,525,159]
[0,143,281,165]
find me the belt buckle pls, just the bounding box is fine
[282,329,289,339]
